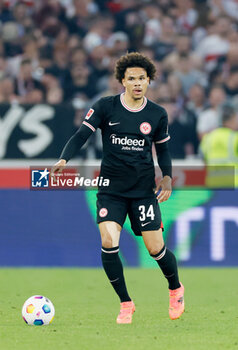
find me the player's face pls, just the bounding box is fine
[122,67,150,100]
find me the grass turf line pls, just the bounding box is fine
[0,268,237,350]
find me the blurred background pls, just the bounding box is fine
[0,0,237,267]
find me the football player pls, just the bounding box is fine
[52,52,184,324]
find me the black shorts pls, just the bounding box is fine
[96,193,163,236]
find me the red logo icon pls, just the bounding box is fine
[140,122,151,134]
[99,208,108,217]
[85,108,94,120]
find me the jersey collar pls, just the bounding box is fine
[120,93,147,113]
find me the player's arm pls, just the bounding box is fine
[51,125,94,175]
[155,141,172,203]
[51,102,103,175]
[153,111,172,203]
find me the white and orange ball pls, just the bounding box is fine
[22,295,55,325]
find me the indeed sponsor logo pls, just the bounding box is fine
[110,134,145,147]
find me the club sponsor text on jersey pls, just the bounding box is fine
[110,134,145,151]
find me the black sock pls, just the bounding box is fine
[101,246,131,302]
[151,246,181,290]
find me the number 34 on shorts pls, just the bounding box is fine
[97,194,163,236]
[129,197,163,235]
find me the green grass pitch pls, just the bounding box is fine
[0,268,237,350]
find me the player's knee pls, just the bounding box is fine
[101,234,113,248]
[147,243,164,256]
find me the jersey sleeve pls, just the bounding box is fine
[153,110,170,144]
[82,99,104,132]
[59,99,104,162]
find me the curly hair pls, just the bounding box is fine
[115,52,156,83]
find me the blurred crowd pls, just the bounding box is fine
[0,0,238,159]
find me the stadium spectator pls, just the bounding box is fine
[177,106,199,156]
[173,0,198,33]
[224,44,238,73]
[159,98,198,158]
[186,84,206,118]
[66,64,97,100]
[38,45,54,70]
[156,83,173,101]
[34,0,67,38]
[12,1,33,37]
[197,85,226,139]
[46,85,63,104]
[13,58,45,103]
[200,103,238,188]
[152,16,176,61]
[54,24,71,48]
[67,34,82,52]
[106,31,129,56]
[0,77,16,103]
[223,66,238,98]
[45,44,71,92]
[163,34,202,73]
[22,37,39,64]
[209,0,238,21]
[83,15,115,53]
[0,1,13,23]
[42,74,64,103]
[167,73,184,104]
[89,44,110,81]
[66,0,99,36]
[2,21,22,57]
[141,3,162,47]
[211,44,238,88]
[70,46,87,67]
[195,16,231,71]
[21,88,44,104]
[97,75,123,99]
[173,53,207,95]
[0,55,7,80]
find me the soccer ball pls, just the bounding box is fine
[22,295,55,325]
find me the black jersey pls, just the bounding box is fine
[82,93,170,198]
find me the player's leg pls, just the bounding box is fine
[97,194,135,323]
[142,228,184,320]
[99,221,132,303]
[129,197,184,319]
[129,197,181,289]
[142,228,180,290]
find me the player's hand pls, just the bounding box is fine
[155,176,172,203]
[51,159,67,179]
